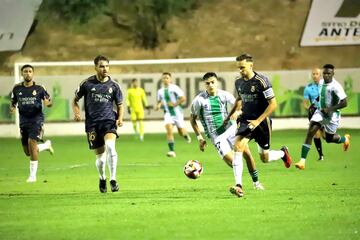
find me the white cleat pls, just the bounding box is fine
[253,181,265,190]
[166,151,176,157]
[45,140,54,155]
[26,176,37,183]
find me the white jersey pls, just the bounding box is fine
[191,90,235,140]
[157,84,184,117]
[319,78,347,118]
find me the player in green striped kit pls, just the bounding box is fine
[295,64,350,170]
[155,72,191,157]
[190,72,264,192]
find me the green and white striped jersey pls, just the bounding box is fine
[191,90,235,139]
[319,78,347,117]
[157,84,184,116]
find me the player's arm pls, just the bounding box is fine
[10,90,17,114]
[190,113,206,152]
[168,95,185,107]
[116,103,124,127]
[72,97,81,121]
[248,97,277,130]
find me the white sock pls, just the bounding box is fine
[29,160,38,178]
[105,140,118,181]
[95,153,106,180]
[233,152,244,186]
[37,142,49,152]
[268,150,285,162]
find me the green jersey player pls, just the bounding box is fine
[296,64,350,170]
[190,72,264,194]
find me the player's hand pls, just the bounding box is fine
[222,117,230,127]
[117,119,123,127]
[74,113,81,121]
[44,97,52,107]
[167,102,176,107]
[154,105,160,111]
[9,106,16,114]
[199,139,207,152]
[247,119,260,131]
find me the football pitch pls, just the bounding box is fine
[0,129,359,240]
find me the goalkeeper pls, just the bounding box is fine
[126,78,149,141]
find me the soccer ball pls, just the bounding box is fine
[183,160,203,179]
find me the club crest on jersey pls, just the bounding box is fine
[251,86,255,92]
[91,88,96,92]
[32,90,37,95]
[109,87,113,93]
[203,104,209,110]
[19,92,22,95]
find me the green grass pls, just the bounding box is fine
[0,130,359,240]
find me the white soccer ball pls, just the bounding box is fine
[183,160,203,179]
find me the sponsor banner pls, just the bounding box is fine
[1,68,359,122]
[301,0,360,46]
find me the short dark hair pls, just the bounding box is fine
[131,78,138,83]
[94,55,109,65]
[21,64,34,71]
[162,72,171,77]
[203,72,218,80]
[323,64,335,70]
[236,53,253,62]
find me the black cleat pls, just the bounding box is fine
[99,179,107,193]
[110,180,119,192]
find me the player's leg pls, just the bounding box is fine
[26,138,39,183]
[138,110,145,141]
[314,130,323,160]
[295,121,321,170]
[165,123,176,157]
[243,144,264,190]
[230,136,248,197]
[254,119,292,168]
[130,111,138,135]
[322,118,350,151]
[37,128,54,154]
[87,129,108,193]
[104,131,119,192]
[175,114,191,143]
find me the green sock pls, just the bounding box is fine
[301,144,311,159]
[249,170,258,183]
[339,136,346,143]
[168,142,174,151]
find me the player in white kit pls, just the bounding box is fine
[190,72,264,192]
[155,72,191,157]
[295,64,351,170]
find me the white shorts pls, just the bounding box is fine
[164,112,185,128]
[311,109,340,134]
[211,124,237,159]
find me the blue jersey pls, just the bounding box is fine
[75,75,123,126]
[11,82,50,127]
[303,82,320,107]
[235,72,275,121]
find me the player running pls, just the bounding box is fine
[155,72,191,157]
[224,53,292,197]
[295,64,350,170]
[10,64,54,183]
[190,72,264,193]
[72,55,124,193]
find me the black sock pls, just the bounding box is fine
[314,138,323,157]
